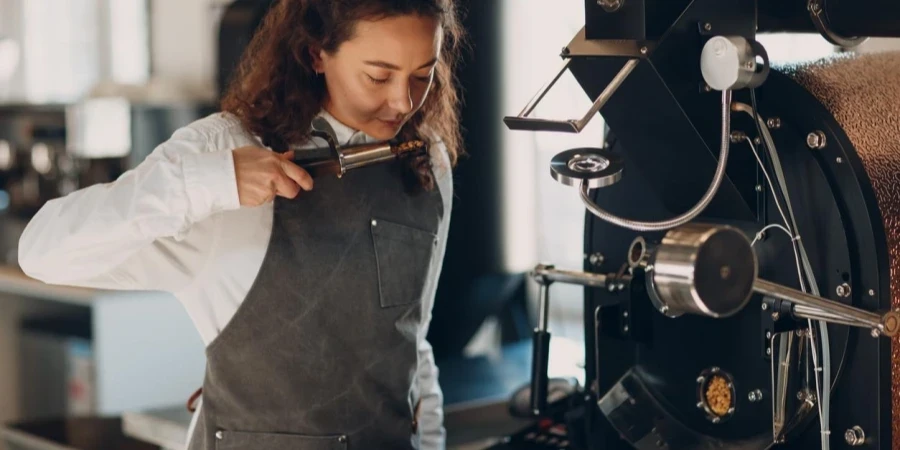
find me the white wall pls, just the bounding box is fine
[500,0,607,342]
[149,0,221,99]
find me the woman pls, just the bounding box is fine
[18,1,464,449]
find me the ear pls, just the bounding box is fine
[308,46,326,73]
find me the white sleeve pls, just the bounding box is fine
[17,125,241,290]
[416,337,446,450]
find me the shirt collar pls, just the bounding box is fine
[314,109,376,146]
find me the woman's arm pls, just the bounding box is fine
[18,124,240,291]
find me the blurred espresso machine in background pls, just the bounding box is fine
[0,0,215,268]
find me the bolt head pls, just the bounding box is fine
[766,331,771,339]
[761,303,769,310]
[640,46,648,54]
[766,117,781,129]
[704,23,712,31]
[837,283,851,298]
[712,417,721,424]
[807,131,826,149]
[836,157,844,163]
[766,347,771,355]
[660,305,670,314]
[598,0,623,12]
[869,289,876,296]
[755,184,763,192]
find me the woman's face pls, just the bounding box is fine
[314,14,442,141]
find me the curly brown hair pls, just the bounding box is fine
[220,0,465,191]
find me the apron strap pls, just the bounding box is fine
[187,387,203,413]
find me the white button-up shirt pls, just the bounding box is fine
[17,110,452,449]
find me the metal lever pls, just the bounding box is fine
[755,279,900,337]
[503,58,639,133]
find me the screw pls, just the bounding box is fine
[216,431,224,440]
[697,376,704,383]
[836,157,843,163]
[640,46,648,55]
[766,347,771,355]
[836,283,851,298]
[871,328,881,338]
[771,312,781,321]
[748,389,763,402]
[807,131,827,149]
[766,117,781,129]
[766,331,772,339]
[598,0,624,12]
[660,305,670,314]
[869,289,876,296]
[588,252,605,266]
[761,303,769,311]
[845,426,865,446]
[696,401,704,408]
[755,184,763,192]
[623,310,629,318]
[561,46,571,56]
[730,131,747,143]
[745,61,754,69]
[623,325,629,333]
[712,417,721,424]
[704,23,712,31]
[754,136,762,145]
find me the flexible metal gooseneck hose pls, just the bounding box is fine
[579,90,733,232]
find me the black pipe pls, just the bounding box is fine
[530,330,551,415]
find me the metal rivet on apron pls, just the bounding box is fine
[371,219,377,226]
[215,431,224,440]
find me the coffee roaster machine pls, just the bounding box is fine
[493,1,900,449]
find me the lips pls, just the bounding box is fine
[379,118,402,127]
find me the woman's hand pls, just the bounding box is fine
[232,147,314,207]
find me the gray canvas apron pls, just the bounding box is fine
[186,151,445,450]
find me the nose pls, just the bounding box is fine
[387,80,414,116]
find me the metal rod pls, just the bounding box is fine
[792,304,873,328]
[531,265,612,287]
[754,279,884,331]
[519,60,572,117]
[538,284,550,332]
[574,58,640,130]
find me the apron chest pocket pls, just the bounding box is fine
[371,218,438,308]
[215,430,348,450]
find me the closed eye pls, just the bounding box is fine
[366,74,389,85]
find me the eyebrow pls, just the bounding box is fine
[364,57,438,71]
